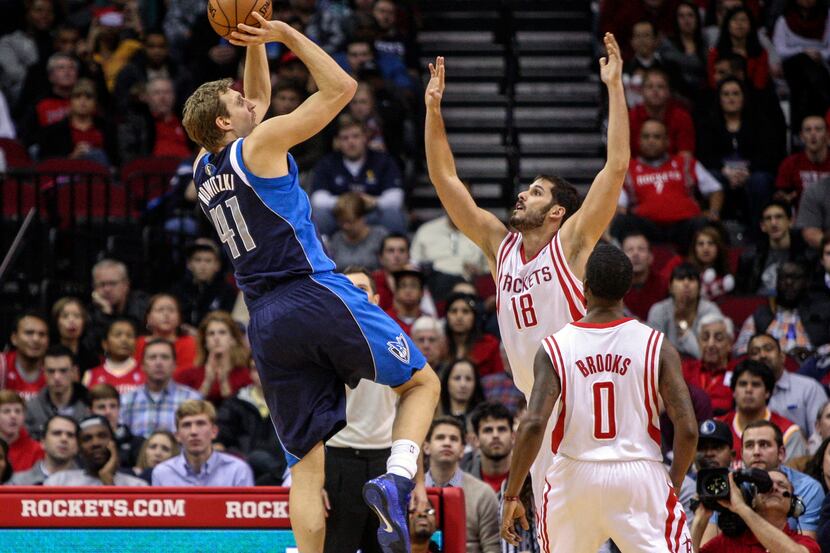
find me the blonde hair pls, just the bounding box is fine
[195,311,249,367]
[134,430,180,470]
[182,78,233,152]
[175,399,217,427]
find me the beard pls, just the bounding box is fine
[482,448,510,462]
[509,207,547,232]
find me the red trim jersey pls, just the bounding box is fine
[624,154,702,224]
[541,318,664,462]
[717,409,801,461]
[2,352,45,402]
[85,362,145,396]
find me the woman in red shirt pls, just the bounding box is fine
[134,294,197,378]
[444,293,504,377]
[707,6,770,90]
[175,311,251,406]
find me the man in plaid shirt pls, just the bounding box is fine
[120,338,201,438]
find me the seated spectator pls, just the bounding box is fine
[696,419,736,470]
[176,311,251,406]
[629,68,695,158]
[707,6,770,90]
[809,402,830,454]
[326,192,388,271]
[622,19,662,106]
[17,52,78,146]
[37,78,111,165]
[372,0,418,71]
[462,402,514,494]
[622,232,668,320]
[411,315,448,372]
[647,263,724,359]
[120,338,201,438]
[776,116,830,207]
[2,310,49,402]
[348,81,388,153]
[0,438,10,483]
[0,390,43,472]
[659,1,708,101]
[86,258,150,358]
[807,436,830,493]
[334,37,414,95]
[311,114,406,236]
[88,382,145,470]
[718,360,807,462]
[696,77,781,232]
[51,297,99,375]
[135,294,197,378]
[152,399,253,486]
[735,261,830,356]
[424,416,499,553]
[0,0,53,106]
[83,318,143,396]
[737,200,809,296]
[144,77,191,159]
[44,415,147,486]
[601,0,677,61]
[438,359,485,434]
[26,346,90,439]
[384,266,427,336]
[268,79,325,175]
[682,313,737,415]
[9,415,79,485]
[373,233,407,309]
[772,1,830,134]
[409,497,440,553]
[615,119,721,249]
[132,429,179,483]
[688,225,735,301]
[796,176,830,250]
[171,239,237,328]
[814,236,830,296]
[445,293,504,377]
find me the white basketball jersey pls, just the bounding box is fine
[541,318,664,462]
[495,231,586,397]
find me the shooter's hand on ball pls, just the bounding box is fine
[229,12,292,46]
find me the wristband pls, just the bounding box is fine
[503,495,520,502]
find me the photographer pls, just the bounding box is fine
[691,470,819,552]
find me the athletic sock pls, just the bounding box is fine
[386,439,419,480]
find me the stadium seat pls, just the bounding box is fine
[35,158,126,227]
[0,138,33,169]
[716,295,768,328]
[120,156,183,216]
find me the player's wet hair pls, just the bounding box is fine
[182,78,233,152]
[535,174,581,223]
[584,244,633,301]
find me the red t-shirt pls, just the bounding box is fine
[624,270,667,321]
[481,470,509,494]
[8,427,44,472]
[36,97,70,127]
[175,365,252,404]
[468,334,504,377]
[153,114,191,159]
[385,308,422,336]
[717,409,801,461]
[701,523,819,552]
[775,151,830,199]
[372,270,395,311]
[70,124,104,149]
[682,358,738,415]
[85,362,145,396]
[134,335,197,379]
[707,47,770,90]
[629,103,696,158]
[2,351,45,403]
[625,154,703,223]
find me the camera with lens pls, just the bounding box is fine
[696,467,773,537]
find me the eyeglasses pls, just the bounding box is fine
[409,507,435,516]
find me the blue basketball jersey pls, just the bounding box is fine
[194,138,336,301]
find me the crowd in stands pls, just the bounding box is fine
[2,0,830,551]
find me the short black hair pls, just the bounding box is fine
[13,309,49,333]
[743,419,784,448]
[670,262,700,282]
[536,174,582,224]
[342,265,377,294]
[632,19,657,36]
[730,359,775,396]
[379,232,409,255]
[106,316,137,336]
[470,401,514,434]
[585,244,633,301]
[426,416,465,443]
[761,200,791,219]
[748,333,780,353]
[43,414,80,437]
[142,337,176,361]
[44,344,75,361]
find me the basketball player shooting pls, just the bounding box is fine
[181,15,440,553]
[500,245,698,552]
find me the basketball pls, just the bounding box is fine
[207,0,272,38]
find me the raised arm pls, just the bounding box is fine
[560,33,630,264]
[425,57,507,264]
[658,339,698,491]
[243,43,270,125]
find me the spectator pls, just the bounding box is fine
[692,469,820,552]
[162,0,203,65]
[647,263,724,359]
[696,418,736,470]
[601,0,678,61]
[83,318,143,396]
[348,81,388,153]
[629,68,696,158]
[696,77,781,232]
[37,78,112,165]
[372,233,410,310]
[815,236,830,296]
[303,0,353,55]
[809,402,830,454]
[9,415,79,485]
[25,345,90,439]
[134,293,197,378]
[326,192,388,271]
[142,77,192,160]
[622,232,668,320]
[372,0,418,71]
[0,0,54,105]
[0,390,43,471]
[177,311,251,406]
[718,360,807,462]
[310,114,406,236]
[748,333,828,434]
[615,119,722,249]
[113,31,189,114]
[89,383,144,470]
[687,225,735,301]
[44,415,147,486]
[384,266,426,336]
[0,437,10,483]
[776,116,830,207]
[334,37,414,95]
[411,315,448,371]
[132,429,179,482]
[438,359,485,432]
[51,297,99,375]
[737,200,810,295]
[268,79,325,175]
[445,293,504,377]
[806,436,830,492]
[120,338,201,438]
[772,0,830,134]
[796,176,830,250]
[409,498,440,553]
[2,310,49,402]
[735,261,830,356]
[659,1,708,100]
[424,416,500,553]
[171,239,236,327]
[462,402,513,494]
[707,6,770,90]
[87,258,150,357]
[151,399,253,486]
[18,52,78,146]
[682,313,737,415]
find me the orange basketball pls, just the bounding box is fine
[207,0,272,38]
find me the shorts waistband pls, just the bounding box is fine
[246,272,335,312]
[326,446,391,459]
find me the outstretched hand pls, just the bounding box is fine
[599,32,622,86]
[425,56,445,110]
[229,13,293,46]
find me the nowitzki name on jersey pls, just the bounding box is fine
[198,173,238,205]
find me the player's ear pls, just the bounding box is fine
[215,114,232,132]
